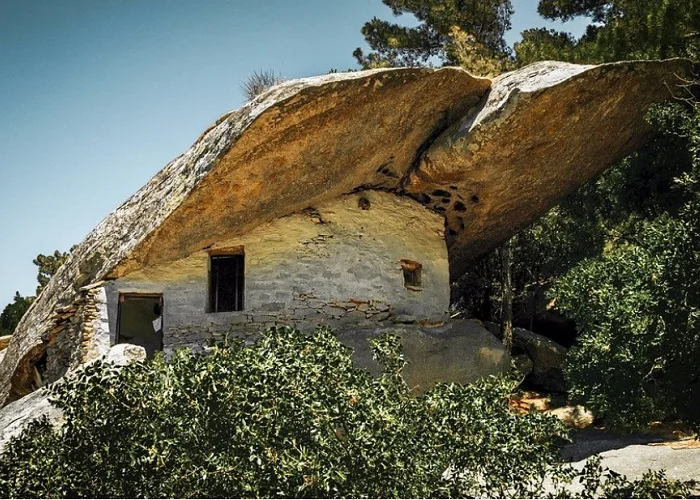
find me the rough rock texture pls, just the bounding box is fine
[512,353,535,381]
[0,336,11,351]
[546,405,595,429]
[338,319,510,392]
[563,444,700,496]
[408,60,693,276]
[0,59,691,406]
[0,67,489,406]
[7,284,112,404]
[80,286,111,364]
[0,343,145,452]
[102,343,147,365]
[513,327,568,393]
[0,388,61,453]
[485,322,568,392]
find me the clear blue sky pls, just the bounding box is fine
[0,0,588,306]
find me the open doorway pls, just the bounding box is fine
[117,293,163,357]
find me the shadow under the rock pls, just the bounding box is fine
[561,428,667,462]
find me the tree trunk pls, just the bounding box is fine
[501,238,514,351]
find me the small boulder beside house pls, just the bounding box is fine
[485,322,569,393]
[339,319,510,392]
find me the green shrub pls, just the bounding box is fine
[0,326,694,498]
[576,455,695,499]
[553,103,700,431]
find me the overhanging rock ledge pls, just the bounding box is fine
[0,58,692,406]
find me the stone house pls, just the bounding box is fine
[0,59,689,406]
[107,190,451,357]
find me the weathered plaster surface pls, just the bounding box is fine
[106,192,449,353]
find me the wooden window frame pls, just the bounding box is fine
[208,249,245,313]
[401,259,423,290]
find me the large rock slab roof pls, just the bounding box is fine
[405,60,693,275]
[0,59,692,405]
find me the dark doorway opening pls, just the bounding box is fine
[117,293,163,357]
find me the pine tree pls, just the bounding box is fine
[515,0,700,65]
[0,293,34,337]
[353,0,513,69]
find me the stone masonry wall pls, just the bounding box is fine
[7,285,110,403]
[79,286,111,364]
[104,191,450,354]
[44,285,110,383]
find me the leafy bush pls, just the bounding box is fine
[454,100,692,330]
[0,326,694,498]
[576,456,695,499]
[553,102,700,430]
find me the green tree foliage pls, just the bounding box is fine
[454,178,613,327]
[0,326,693,498]
[446,25,510,76]
[0,327,564,497]
[0,293,34,337]
[33,249,71,296]
[536,0,611,21]
[553,102,700,430]
[0,247,73,336]
[514,27,594,66]
[457,99,699,424]
[353,0,513,69]
[458,0,700,432]
[515,0,700,65]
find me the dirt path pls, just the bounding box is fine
[562,428,700,494]
[512,392,699,493]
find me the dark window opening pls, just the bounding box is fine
[209,254,245,312]
[117,294,163,358]
[401,259,422,289]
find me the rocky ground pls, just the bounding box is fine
[513,391,700,494]
[496,320,699,493]
[565,428,700,496]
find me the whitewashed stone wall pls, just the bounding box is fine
[104,191,450,353]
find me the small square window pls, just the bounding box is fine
[209,253,244,312]
[401,259,422,290]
